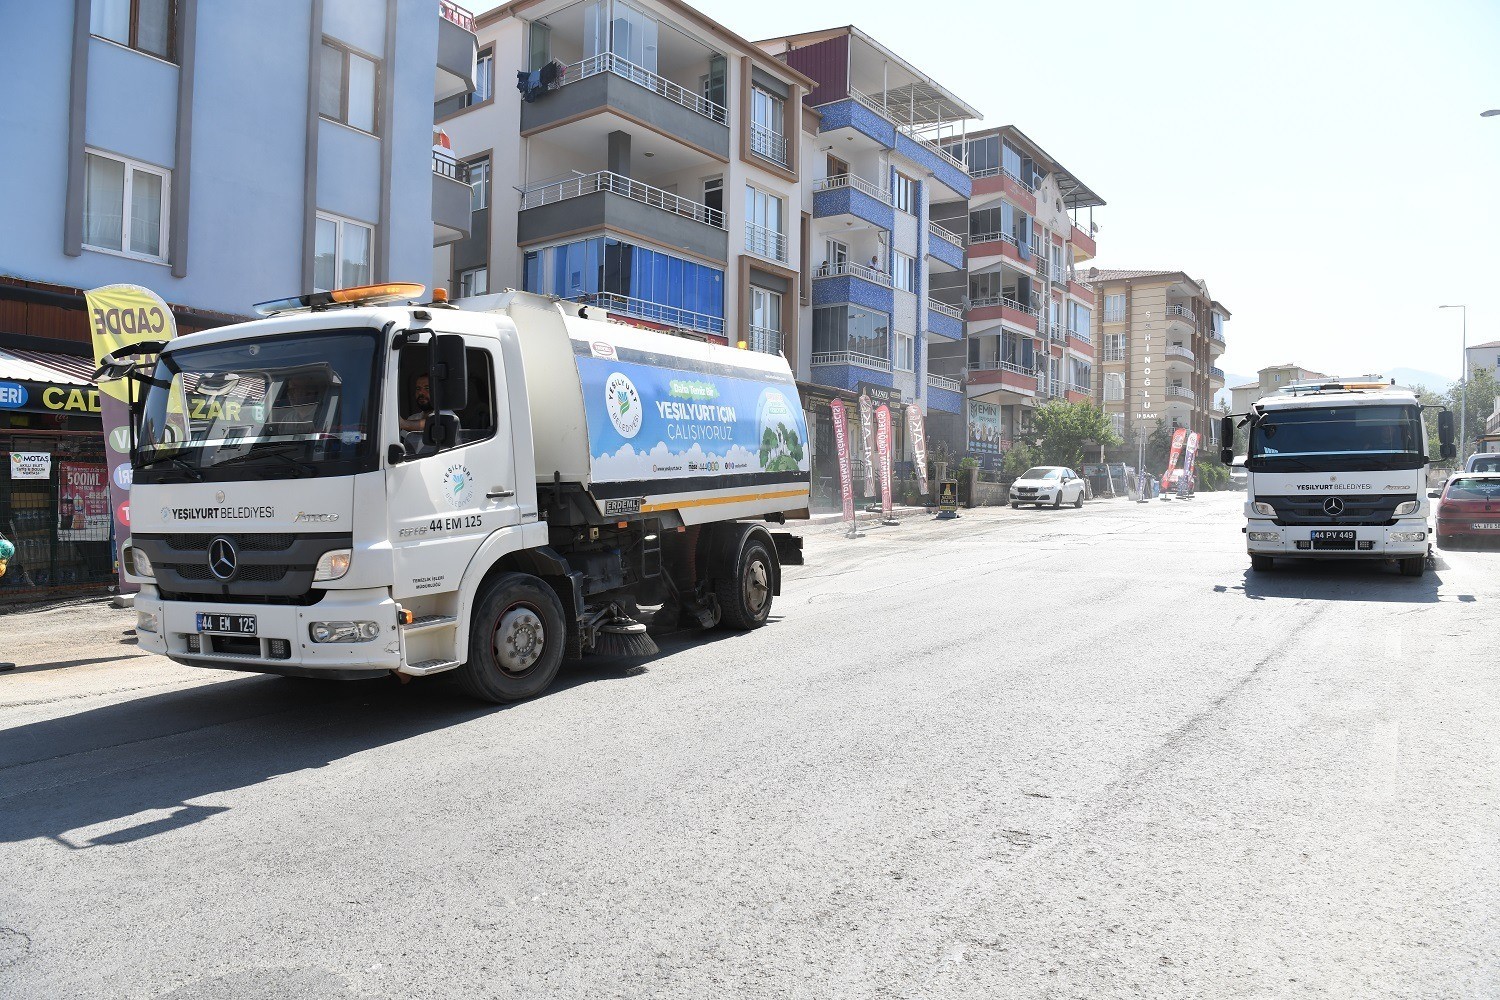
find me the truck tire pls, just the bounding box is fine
[1398,556,1426,577]
[1250,555,1274,572]
[715,536,774,631]
[456,572,566,703]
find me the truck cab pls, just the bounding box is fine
[1221,378,1455,577]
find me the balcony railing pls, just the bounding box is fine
[1165,385,1195,401]
[814,173,889,203]
[1069,382,1091,394]
[432,150,471,183]
[1067,327,1091,345]
[815,260,892,287]
[439,0,474,31]
[929,221,965,246]
[1167,304,1195,323]
[520,171,724,228]
[970,230,1018,248]
[927,373,962,393]
[586,292,724,335]
[812,350,888,371]
[929,299,963,320]
[1210,366,1226,381]
[744,222,788,263]
[846,86,967,172]
[749,121,789,167]
[565,52,728,125]
[970,294,1035,316]
[1165,344,1194,362]
[969,360,1036,377]
[1209,328,1227,345]
[748,325,784,356]
[1103,347,1128,362]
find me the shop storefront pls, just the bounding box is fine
[799,381,916,510]
[0,349,115,603]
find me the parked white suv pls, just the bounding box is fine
[1010,467,1086,509]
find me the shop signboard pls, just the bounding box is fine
[86,284,178,591]
[968,400,1002,454]
[10,451,51,480]
[937,480,959,513]
[57,462,110,540]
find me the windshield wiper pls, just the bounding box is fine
[139,453,203,480]
[212,443,316,478]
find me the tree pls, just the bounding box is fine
[1406,383,1448,460]
[1002,440,1043,477]
[1449,368,1498,455]
[1029,400,1122,470]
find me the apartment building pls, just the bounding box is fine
[0,0,476,601]
[1228,363,1326,414]
[1088,269,1229,451]
[926,126,1103,458]
[441,0,811,357]
[755,26,977,490]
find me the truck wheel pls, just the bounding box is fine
[457,573,565,703]
[1398,556,1426,578]
[1250,555,1274,572]
[716,537,774,631]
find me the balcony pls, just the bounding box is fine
[1164,344,1195,369]
[927,222,965,271]
[1069,223,1097,261]
[519,171,728,262]
[1165,304,1196,328]
[814,95,971,199]
[927,299,963,341]
[927,372,962,393]
[966,360,1038,396]
[812,260,896,313]
[967,231,1037,271]
[744,222,789,264]
[586,292,723,336]
[748,325,784,356]
[968,294,1037,334]
[1209,366,1226,384]
[812,350,889,373]
[749,121,789,168]
[1207,328,1227,355]
[812,174,894,232]
[1164,385,1195,401]
[435,1,478,101]
[520,52,730,159]
[432,151,472,245]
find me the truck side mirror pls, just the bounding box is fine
[424,411,461,449]
[429,334,469,413]
[1219,416,1235,466]
[1438,410,1456,460]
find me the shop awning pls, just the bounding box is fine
[0,347,97,386]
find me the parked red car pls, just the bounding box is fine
[1433,473,1500,548]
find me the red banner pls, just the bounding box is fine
[1161,427,1188,492]
[906,403,928,495]
[830,399,856,526]
[1181,431,1200,494]
[875,404,893,518]
[858,394,877,498]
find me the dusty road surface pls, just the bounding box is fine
[2,494,1496,998]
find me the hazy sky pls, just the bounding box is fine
[474,0,1500,382]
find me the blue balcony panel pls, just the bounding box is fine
[807,363,893,394]
[927,385,963,414]
[927,308,964,340]
[895,132,972,198]
[812,186,894,231]
[927,231,965,270]
[812,274,895,313]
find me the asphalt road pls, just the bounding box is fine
[2,494,1496,999]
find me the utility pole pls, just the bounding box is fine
[1440,304,1468,459]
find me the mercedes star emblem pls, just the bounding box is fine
[208,537,238,581]
[1323,497,1345,517]
[215,490,226,503]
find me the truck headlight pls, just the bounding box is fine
[1390,531,1426,542]
[137,611,159,634]
[313,549,352,581]
[1393,501,1419,516]
[1247,531,1279,541]
[1252,502,1277,516]
[127,544,154,580]
[309,621,381,643]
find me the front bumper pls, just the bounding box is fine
[1244,521,1429,558]
[135,587,403,677]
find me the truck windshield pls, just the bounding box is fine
[1248,404,1426,472]
[134,329,380,482]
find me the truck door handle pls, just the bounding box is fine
[487,489,514,499]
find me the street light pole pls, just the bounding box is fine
[1440,304,1467,459]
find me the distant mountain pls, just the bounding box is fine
[1387,367,1452,392]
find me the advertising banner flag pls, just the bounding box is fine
[86,284,177,592]
[1181,432,1200,495]
[858,394,877,498]
[906,403,928,495]
[830,398,856,527]
[1161,427,1188,493]
[875,404,894,519]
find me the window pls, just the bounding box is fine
[1105,333,1128,361]
[892,172,916,214]
[471,48,494,105]
[458,267,488,298]
[91,0,176,62]
[83,150,169,262]
[468,157,490,211]
[1069,301,1092,340]
[750,88,787,165]
[895,331,915,372]
[812,305,889,363]
[398,344,497,453]
[527,24,549,72]
[819,238,847,276]
[313,212,373,291]
[521,236,726,333]
[745,186,786,262]
[1104,293,1126,323]
[1104,373,1125,401]
[748,286,782,354]
[1110,412,1125,436]
[319,39,380,134]
[893,251,917,293]
[703,176,723,216]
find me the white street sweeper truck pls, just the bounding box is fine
[107,284,810,702]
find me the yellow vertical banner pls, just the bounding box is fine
[84,284,177,591]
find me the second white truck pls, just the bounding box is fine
[113,284,811,702]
